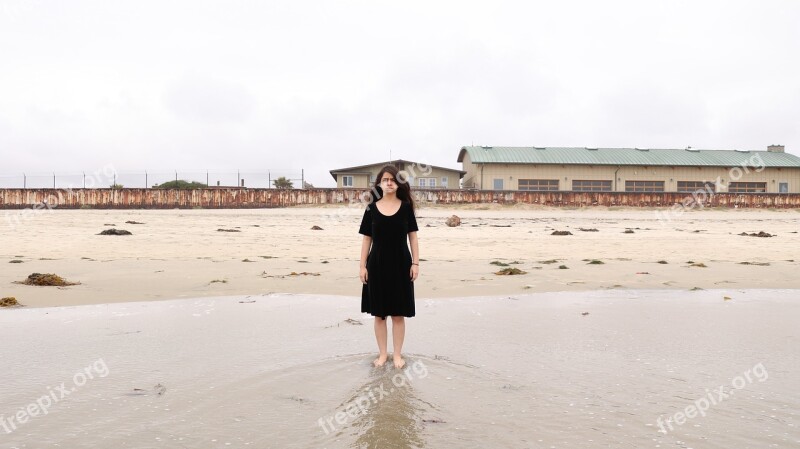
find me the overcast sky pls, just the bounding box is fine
[1,0,798,187]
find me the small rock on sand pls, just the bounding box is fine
[311,225,323,230]
[551,230,572,236]
[495,267,527,275]
[445,215,461,227]
[739,231,774,238]
[98,229,132,235]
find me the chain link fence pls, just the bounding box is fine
[0,169,307,189]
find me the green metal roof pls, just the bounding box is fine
[457,146,800,168]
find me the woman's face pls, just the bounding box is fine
[379,172,398,194]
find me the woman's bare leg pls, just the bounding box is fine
[391,316,406,368]
[373,317,388,367]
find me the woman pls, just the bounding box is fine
[359,165,419,369]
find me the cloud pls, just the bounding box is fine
[162,74,256,123]
[1,0,799,187]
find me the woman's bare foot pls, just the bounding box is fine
[373,353,388,367]
[393,355,406,369]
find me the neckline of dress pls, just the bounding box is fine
[374,200,403,217]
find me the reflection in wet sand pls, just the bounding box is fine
[347,361,429,449]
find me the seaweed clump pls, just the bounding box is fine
[1,297,21,307]
[18,273,79,287]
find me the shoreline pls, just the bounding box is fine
[2,287,798,311]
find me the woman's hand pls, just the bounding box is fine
[410,264,419,282]
[360,266,368,284]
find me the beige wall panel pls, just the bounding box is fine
[336,173,370,188]
[461,162,800,193]
[405,167,461,188]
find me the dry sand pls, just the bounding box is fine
[1,205,799,307]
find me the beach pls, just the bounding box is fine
[1,205,799,448]
[0,290,798,448]
[1,206,799,307]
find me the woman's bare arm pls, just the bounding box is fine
[408,231,419,281]
[360,235,372,283]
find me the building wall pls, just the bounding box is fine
[334,163,463,189]
[3,188,800,209]
[406,166,460,189]
[464,163,800,193]
[461,153,479,188]
[335,173,370,188]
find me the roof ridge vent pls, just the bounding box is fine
[586,147,598,151]
[734,149,750,153]
[685,148,700,152]
[481,145,492,149]
[635,148,649,151]
[534,147,546,150]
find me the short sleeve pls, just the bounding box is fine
[407,202,418,233]
[359,206,372,236]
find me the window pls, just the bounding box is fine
[779,182,788,193]
[518,179,559,191]
[441,177,448,188]
[418,178,436,188]
[342,176,353,187]
[572,180,612,192]
[677,181,716,193]
[728,182,766,193]
[625,181,664,192]
[493,179,504,190]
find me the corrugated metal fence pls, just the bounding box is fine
[1,188,799,209]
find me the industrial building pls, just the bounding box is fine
[457,145,800,193]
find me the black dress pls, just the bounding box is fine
[359,200,418,318]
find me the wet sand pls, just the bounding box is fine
[1,206,800,308]
[0,290,798,448]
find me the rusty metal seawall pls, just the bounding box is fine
[1,188,799,209]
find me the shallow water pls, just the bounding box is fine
[1,290,798,448]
